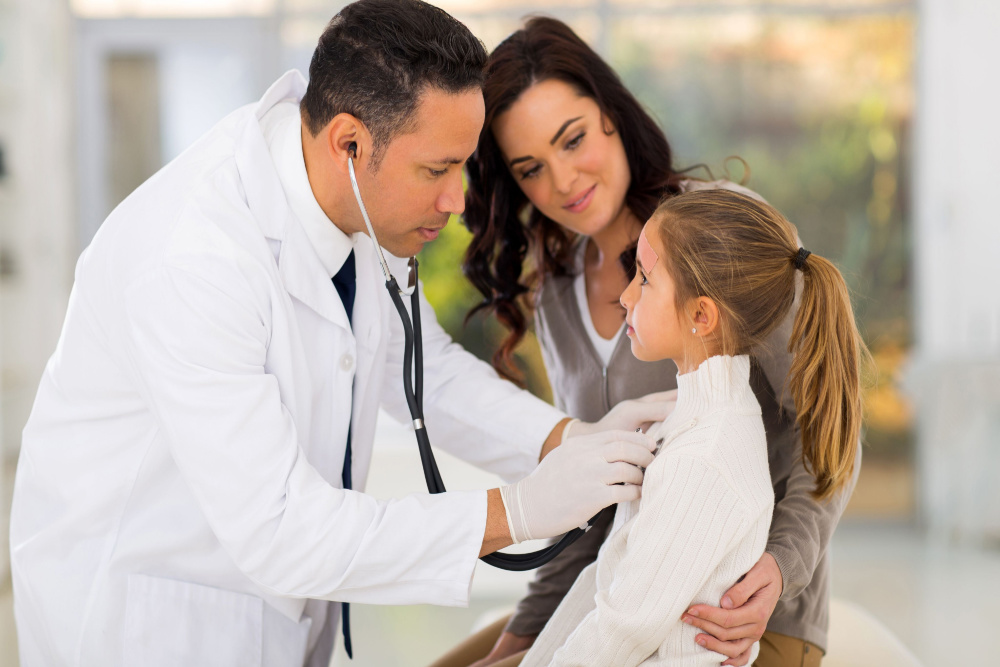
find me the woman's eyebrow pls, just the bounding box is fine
[507,116,586,167]
[550,116,584,145]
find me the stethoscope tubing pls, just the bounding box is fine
[348,146,600,570]
[383,259,601,570]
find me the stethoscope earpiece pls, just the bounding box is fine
[347,141,358,159]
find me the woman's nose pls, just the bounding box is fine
[549,159,577,195]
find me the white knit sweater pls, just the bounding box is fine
[521,355,774,666]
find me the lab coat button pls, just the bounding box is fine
[340,354,355,372]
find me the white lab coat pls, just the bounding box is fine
[9,72,565,667]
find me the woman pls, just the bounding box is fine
[432,17,859,667]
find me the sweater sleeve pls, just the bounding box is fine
[520,562,600,666]
[505,507,613,636]
[754,268,862,600]
[547,455,753,667]
[766,442,861,600]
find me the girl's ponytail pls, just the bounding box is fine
[652,189,867,501]
[788,252,864,500]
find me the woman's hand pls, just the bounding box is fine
[468,631,536,667]
[681,552,783,666]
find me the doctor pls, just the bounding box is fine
[10,1,664,666]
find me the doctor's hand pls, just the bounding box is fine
[568,390,678,438]
[500,430,656,543]
[681,552,783,666]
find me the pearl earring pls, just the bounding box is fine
[691,328,697,334]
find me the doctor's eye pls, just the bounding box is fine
[428,167,448,178]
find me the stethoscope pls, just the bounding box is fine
[347,143,603,570]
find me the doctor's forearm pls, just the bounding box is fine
[480,488,514,557]
[539,417,573,461]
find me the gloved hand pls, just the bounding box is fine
[499,430,656,543]
[566,390,678,440]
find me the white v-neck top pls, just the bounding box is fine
[572,241,624,367]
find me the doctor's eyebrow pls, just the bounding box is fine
[431,157,465,165]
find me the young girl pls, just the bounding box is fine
[518,189,865,666]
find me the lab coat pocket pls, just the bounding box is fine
[123,573,264,667]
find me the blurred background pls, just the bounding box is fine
[1,0,997,665]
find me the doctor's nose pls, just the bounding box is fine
[437,172,465,216]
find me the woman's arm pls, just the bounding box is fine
[545,455,757,667]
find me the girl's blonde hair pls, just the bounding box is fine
[654,189,866,500]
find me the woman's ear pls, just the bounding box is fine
[689,296,720,338]
[601,113,617,136]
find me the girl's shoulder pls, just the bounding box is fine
[678,178,768,205]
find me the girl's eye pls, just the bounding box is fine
[639,270,649,286]
[566,132,585,150]
[519,165,541,180]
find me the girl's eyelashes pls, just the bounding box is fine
[638,267,649,286]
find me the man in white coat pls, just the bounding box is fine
[9,1,664,665]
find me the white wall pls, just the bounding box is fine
[913,0,1000,543]
[0,0,76,463]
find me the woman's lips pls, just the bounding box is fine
[563,185,596,214]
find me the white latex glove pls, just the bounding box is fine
[567,390,678,439]
[499,430,656,543]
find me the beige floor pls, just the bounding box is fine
[2,455,993,667]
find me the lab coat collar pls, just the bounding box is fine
[234,71,350,330]
[265,97,353,281]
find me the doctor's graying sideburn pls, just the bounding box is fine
[298,0,486,259]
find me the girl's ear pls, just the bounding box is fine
[689,296,721,338]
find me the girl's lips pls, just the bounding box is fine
[563,185,596,214]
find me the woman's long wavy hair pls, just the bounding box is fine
[463,16,685,383]
[653,189,868,500]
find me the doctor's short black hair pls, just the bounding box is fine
[300,0,487,169]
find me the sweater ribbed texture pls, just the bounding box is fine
[521,355,774,666]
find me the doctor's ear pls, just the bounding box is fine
[326,113,369,167]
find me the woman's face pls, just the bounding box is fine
[491,79,633,237]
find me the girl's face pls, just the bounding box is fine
[620,222,689,363]
[491,78,633,237]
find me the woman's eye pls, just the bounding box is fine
[566,132,585,150]
[519,165,541,180]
